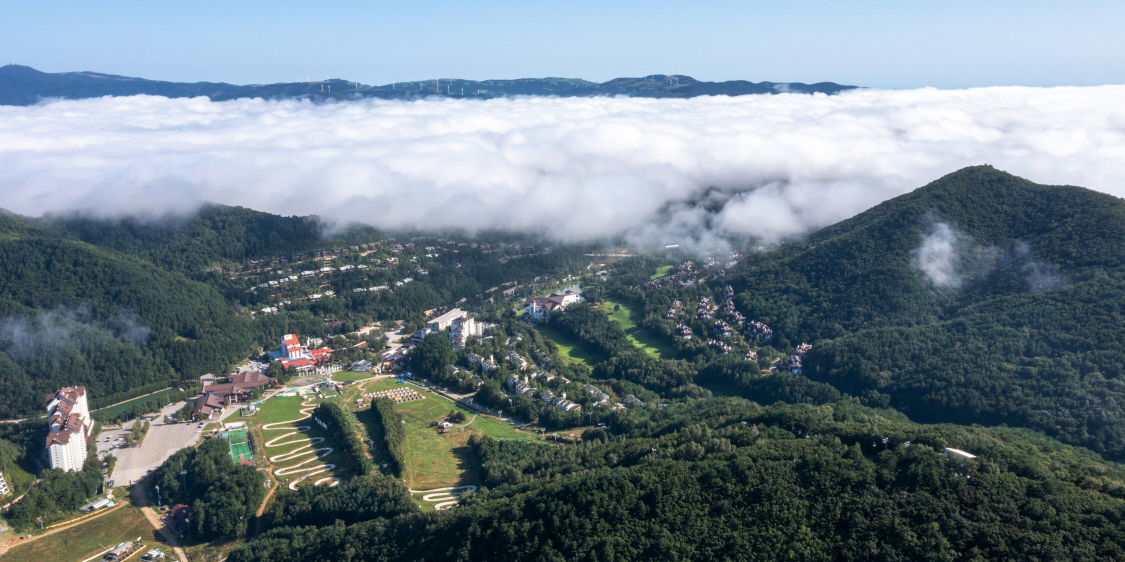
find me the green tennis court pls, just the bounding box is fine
[227,429,253,464]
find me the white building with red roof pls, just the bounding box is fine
[45,386,91,472]
[280,334,304,359]
[524,291,582,320]
[276,334,332,372]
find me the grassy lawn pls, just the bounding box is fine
[245,395,310,425]
[390,387,479,490]
[650,265,674,279]
[471,415,540,441]
[535,323,606,368]
[356,381,538,492]
[94,388,179,419]
[331,370,379,383]
[3,504,159,562]
[600,297,675,360]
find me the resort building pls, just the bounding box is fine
[45,386,92,472]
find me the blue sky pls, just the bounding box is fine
[1,0,1122,88]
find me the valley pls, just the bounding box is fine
[4,166,1125,561]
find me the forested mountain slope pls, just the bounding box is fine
[43,204,382,276]
[0,215,251,417]
[230,398,1125,562]
[726,166,1125,458]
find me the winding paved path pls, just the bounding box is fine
[261,397,339,490]
[408,485,478,510]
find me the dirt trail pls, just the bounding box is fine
[130,484,190,562]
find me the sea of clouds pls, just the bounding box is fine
[1,86,1124,251]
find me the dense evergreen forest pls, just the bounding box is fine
[0,215,252,418]
[230,398,1125,562]
[42,205,384,277]
[147,439,265,539]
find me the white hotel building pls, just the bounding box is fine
[45,386,92,472]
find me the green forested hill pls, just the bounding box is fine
[43,204,382,276]
[0,217,252,417]
[229,398,1125,562]
[725,166,1125,459]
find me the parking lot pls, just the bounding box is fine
[97,402,207,486]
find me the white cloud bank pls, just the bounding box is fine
[1,87,1124,249]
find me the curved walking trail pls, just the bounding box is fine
[409,485,478,510]
[261,397,340,490]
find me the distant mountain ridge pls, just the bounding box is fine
[0,64,857,105]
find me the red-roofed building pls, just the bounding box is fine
[169,504,190,529]
[524,291,582,320]
[281,357,314,372]
[200,371,277,409]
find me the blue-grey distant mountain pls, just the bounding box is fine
[0,64,857,105]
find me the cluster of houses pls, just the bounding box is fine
[352,285,388,293]
[506,350,529,371]
[637,261,698,291]
[230,241,384,274]
[505,372,586,412]
[539,388,582,412]
[506,374,536,396]
[665,300,683,320]
[467,352,499,373]
[696,297,714,319]
[708,340,732,354]
[231,241,386,275]
[787,343,813,374]
[45,386,92,472]
[746,320,772,342]
[582,384,611,407]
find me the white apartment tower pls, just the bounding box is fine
[45,386,92,472]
